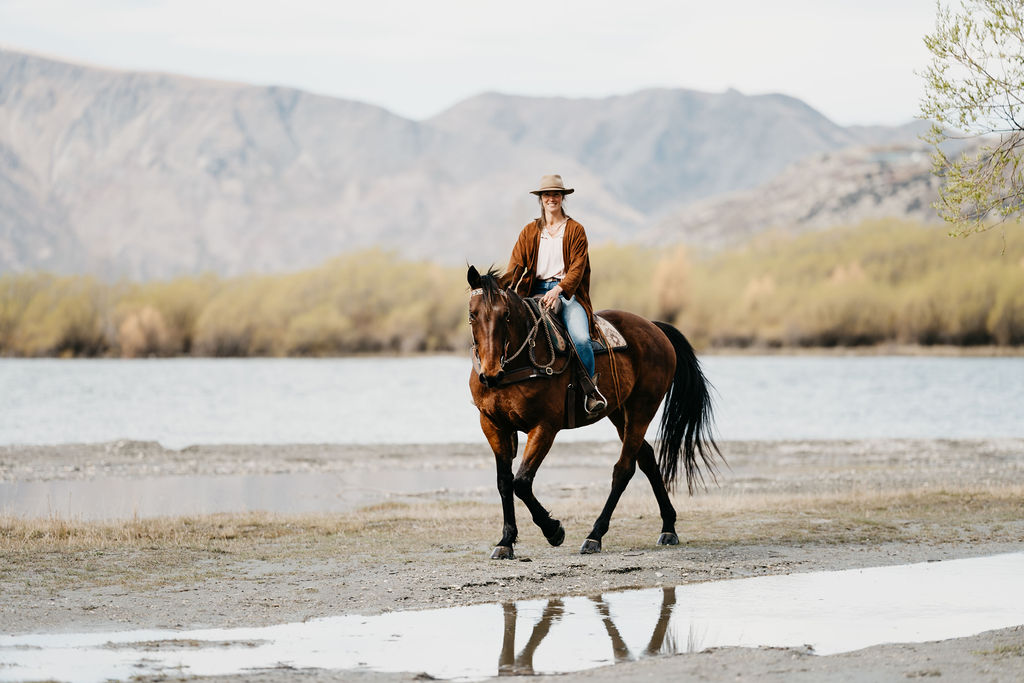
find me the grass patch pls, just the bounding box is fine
[0,502,494,590]
[0,511,346,551]
[975,643,1024,658]
[666,485,1024,546]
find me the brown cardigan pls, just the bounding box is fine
[502,218,596,337]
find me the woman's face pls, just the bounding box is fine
[541,191,564,213]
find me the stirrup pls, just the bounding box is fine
[584,386,607,416]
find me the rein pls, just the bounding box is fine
[500,296,557,374]
[471,287,558,379]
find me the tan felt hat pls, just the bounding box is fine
[529,174,574,195]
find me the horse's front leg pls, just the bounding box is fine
[482,415,518,559]
[581,410,642,554]
[513,426,565,547]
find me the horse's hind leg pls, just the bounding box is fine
[636,440,679,545]
[581,410,643,554]
[512,426,566,547]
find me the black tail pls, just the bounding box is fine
[653,321,722,494]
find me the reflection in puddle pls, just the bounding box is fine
[2,553,1023,682]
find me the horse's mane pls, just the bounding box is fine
[477,266,507,307]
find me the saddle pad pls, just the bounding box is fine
[592,314,627,353]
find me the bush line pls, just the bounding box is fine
[1,221,1022,357]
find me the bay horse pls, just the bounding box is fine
[467,266,721,559]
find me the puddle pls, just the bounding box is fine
[2,553,1023,681]
[0,467,603,520]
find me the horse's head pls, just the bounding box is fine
[468,265,525,387]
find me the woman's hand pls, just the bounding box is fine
[541,285,562,310]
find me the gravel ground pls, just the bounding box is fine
[2,438,1023,682]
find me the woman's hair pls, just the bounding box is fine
[537,194,571,228]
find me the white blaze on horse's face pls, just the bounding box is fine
[469,288,512,382]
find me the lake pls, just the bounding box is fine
[1,355,1022,448]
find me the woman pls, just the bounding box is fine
[503,174,607,416]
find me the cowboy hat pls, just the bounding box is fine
[529,174,574,195]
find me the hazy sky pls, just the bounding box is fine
[0,0,940,126]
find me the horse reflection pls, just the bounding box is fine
[498,587,677,675]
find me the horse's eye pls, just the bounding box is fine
[468,313,476,324]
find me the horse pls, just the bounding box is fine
[467,265,721,559]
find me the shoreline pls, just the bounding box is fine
[2,343,1024,360]
[4,436,1024,484]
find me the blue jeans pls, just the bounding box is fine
[532,280,596,377]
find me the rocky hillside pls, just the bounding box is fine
[644,144,944,249]
[0,48,933,279]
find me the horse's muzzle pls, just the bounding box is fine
[479,371,505,388]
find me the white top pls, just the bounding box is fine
[536,219,567,280]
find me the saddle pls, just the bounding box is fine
[522,297,627,357]
[490,298,627,387]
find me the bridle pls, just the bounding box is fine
[471,288,557,380]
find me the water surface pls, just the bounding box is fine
[0,466,604,520]
[2,356,1022,447]
[2,553,1022,682]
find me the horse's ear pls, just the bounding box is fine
[467,265,482,289]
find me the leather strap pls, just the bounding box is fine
[566,382,577,429]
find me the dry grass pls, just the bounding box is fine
[0,503,498,589]
[6,220,1024,357]
[0,511,350,551]
[976,643,1024,658]
[3,484,1021,559]
[0,511,346,591]
[547,484,1024,548]
[675,485,1024,545]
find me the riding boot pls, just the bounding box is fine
[583,373,607,416]
[569,336,605,417]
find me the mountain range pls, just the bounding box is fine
[0,47,938,279]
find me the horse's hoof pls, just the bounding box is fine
[546,522,565,547]
[657,532,680,546]
[490,545,515,560]
[580,538,602,554]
